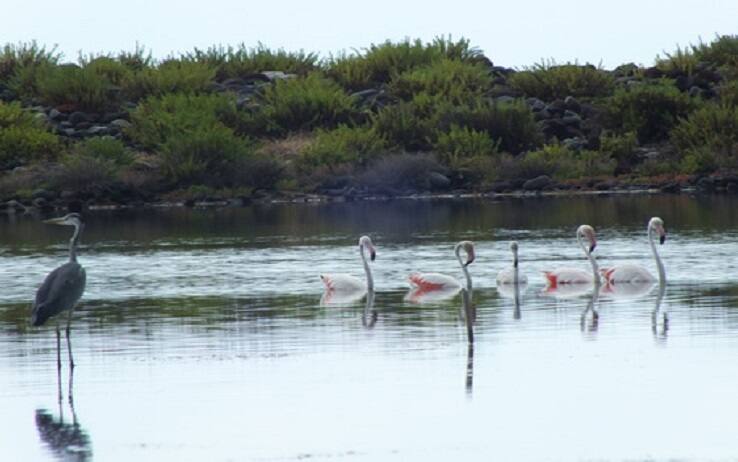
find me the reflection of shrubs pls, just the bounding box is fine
[605,81,698,143]
[327,37,483,91]
[671,104,738,173]
[0,102,61,169]
[508,62,614,100]
[122,60,215,101]
[301,125,387,170]
[244,74,358,136]
[434,125,499,169]
[388,59,492,105]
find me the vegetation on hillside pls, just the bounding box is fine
[1,34,738,204]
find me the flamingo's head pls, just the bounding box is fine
[510,241,520,268]
[43,213,83,228]
[455,241,475,267]
[649,217,666,245]
[577,225,597,253]
[359,235,376,261]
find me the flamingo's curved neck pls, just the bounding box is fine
[577,234,599,283]
[455,246,472,292]
[360,245,374,291]
[69,223,82,263]
[648,227,666,285]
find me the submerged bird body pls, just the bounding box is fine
[408,272,461,291]
[544,225,599,288]
[406,241,475,303]
[496,241,528,286]
[320,235,377,295]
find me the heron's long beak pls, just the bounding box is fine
[43,217,66,225]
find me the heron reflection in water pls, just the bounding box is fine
[31,213,87,371]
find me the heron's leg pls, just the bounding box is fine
[65,309,75,370]
[56,323,61,372]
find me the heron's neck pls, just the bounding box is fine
[69,223,82,263]
[648,228,666,284]
[361,246,373,291]
[578,235,599,284]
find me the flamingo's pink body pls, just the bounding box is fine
[406,241,475,303]
[543,225,599,288]
[601,217,666,285]
[320,235,376,296]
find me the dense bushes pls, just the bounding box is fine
[122,60,215,101]
[604,81,699,143]
[301,125,387,170]
[508,62,614,100]
[184,43,319,80]
[672,104,738,173]
[388,59,492,105]
[0,101,60,169]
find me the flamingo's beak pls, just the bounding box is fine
[465,246,475,267]
[370,247,376,262]
[659,228,666,245]
[514,257,518,268]
[589,241,597,253]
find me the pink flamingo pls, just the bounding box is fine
[408,241,475,295]
[601,217,666,285]
[320,236,376,294]
[544,225,599,288]
[496,241,528,286]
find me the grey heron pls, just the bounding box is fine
[31,213,87,370]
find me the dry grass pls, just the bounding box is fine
[255,132,314,160]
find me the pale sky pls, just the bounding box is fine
[3,0,737,69]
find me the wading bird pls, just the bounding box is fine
[406,241,475,303]
[496,241,528,286]
[31,213,86,370]
[543,225,599,288]
[320,236,377,298]
[601,217,666,285]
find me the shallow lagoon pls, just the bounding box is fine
[2,194,738,461]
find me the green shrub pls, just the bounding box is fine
[55,153,119,193]
[519,143,615,180]
[122,60,215,101]
[0,41,60,84]
[185,43,318,80]
[327,37,483,91]
[671,104,738,173]
[127,93,238,149]
[692,35,738,68]
[117,44,154,71]
[371,101,435,151]
[717,81,738,107]
[438,100,541,154]
[508,62,614,100]
[159,125,254,185]
[605,81,699,143]
[246,74,358,136]
[599,131,638,173]
[79,56,133,85]
[35,64,115,112]
[433,125,499,169]
[0,102,61,169]
[301,125,387,169]
[655,46,699,76]
[73,137,133,166]
[388,59,492,105]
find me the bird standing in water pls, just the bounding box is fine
[31,213,87,371]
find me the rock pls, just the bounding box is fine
[534,108,552,121]
[495,95,516,105]
[688,86,703,98]
[48,108,64,121]
[75,121,93,130]
[222,78,247,88]
[427,172,451,190]
[32,189,55,200]
[563,96,581,113]
[101,111,128,123]
[487,181,512,193]
[63,128,77,137]
[32,197,52,210]
[563,137,588,151]
[351,89,382,100]
[68,111,90,125]
[59,121,73,129]
[562,111,582,127]
[595,180,618,191]
[526,97,546,112]
[86,125,109,136]
[538,119,570,139]
[110,119,132,130]
[696,176,715,192]
[613,63,639,77]
[660,182,681,193]
[546,100,566,116]
[642,67,665,79]
[523,175,553,191]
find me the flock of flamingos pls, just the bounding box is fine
[29,213,667,369]
[320,217,667,304]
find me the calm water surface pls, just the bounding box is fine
[2,194,738,461]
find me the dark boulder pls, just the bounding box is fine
[523,175,553,191]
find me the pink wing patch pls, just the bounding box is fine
[543,271,558,288]
[408,273,445,291]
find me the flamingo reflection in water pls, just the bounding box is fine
[496,241,527,319]
[405,241,475,304]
